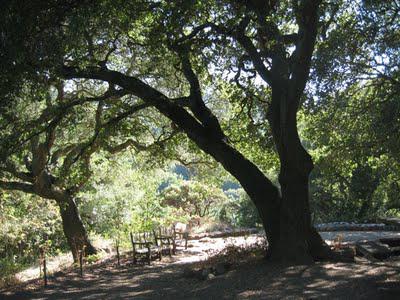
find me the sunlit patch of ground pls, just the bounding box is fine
[15,253,73,283]
[173,235,265,264]
[14,237,115,283]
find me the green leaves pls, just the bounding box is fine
[161,179,228,218]
[0,190,65,261]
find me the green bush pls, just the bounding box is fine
[0,257,26,288]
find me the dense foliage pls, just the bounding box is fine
[304,0,400,223]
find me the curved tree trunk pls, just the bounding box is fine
[57,195,97,262]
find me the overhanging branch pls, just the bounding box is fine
[0,180,35,194]
[1,163,34,183]
[174,46,225,139]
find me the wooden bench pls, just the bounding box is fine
[154,228,176,255]
[130,232,161,265]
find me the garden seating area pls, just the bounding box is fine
[129,227,188,265]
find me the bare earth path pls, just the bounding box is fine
[1,233,400,299]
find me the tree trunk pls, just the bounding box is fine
[200,140,331,263]
[57,196,97,262]
[270,149,331,263]
[274,168,314,263]
[266,74,331,263]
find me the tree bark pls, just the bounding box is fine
[57,195,97,262]
[229,0,329,263]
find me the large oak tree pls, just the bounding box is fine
[4,0,391,263]
[59,0,330,263]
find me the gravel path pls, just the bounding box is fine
[320,231,400,244]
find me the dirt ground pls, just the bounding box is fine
[1,233,400,300]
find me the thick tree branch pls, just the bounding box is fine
[104,139,146,153]
[175,47,225,139]
[61,66,210,143]
[0,180,35,194]
[1,163,34,183]
[172,96,191,107]
[105,127,179,154]
[209,21,274,85]
[50,144,77,165]
[282,33,299,44]
[172,19,274,86]
[59,146,83,179]
[61,65,281,228]
[289,0,321,110]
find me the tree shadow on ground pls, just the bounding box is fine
[1,253,400,300]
